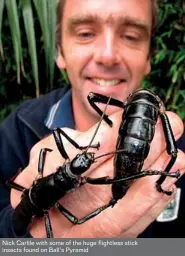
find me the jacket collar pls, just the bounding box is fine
[45,90,75,130]
[17,88,74,140]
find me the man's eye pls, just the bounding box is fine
[123,35,138,42]
[77,32,94,38]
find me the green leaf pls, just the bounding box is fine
[0,0,5,59]
[33,0,58,91]
[47,0,57,90]
[6,0,23,84]
[165,83,174,103]
[154,50,166,64]
[174,24,185,31]
[21,0,39,97]
[172,71,179,83]
[33,0,49,79]
[175,54,185,65]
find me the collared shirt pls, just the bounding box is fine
[45,89,75,130]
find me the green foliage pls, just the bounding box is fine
[0,0,185,123]
[142,0,185,122]
[0,0,67,122]
[0,0,58,98]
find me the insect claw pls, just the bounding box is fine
[156,183,174,196]
[171,170,180,178]
[96,142,100,150]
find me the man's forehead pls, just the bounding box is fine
[67,13,149,26]
[65,13,151,37]
[63,0,151,19]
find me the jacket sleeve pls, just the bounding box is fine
[0,88,66,238]
[176,129,185,152]
[0,88,67,237]
[0,110,33,238]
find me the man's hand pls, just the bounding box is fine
[10,111,185,238]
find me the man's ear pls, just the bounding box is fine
[56,46,66,69]
[144,57,151,76]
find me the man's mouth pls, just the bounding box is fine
[89,78,124,87]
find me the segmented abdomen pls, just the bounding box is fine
[112,90,160,199]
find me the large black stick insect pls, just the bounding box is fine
[6,89,179,238]
[85,88,180,208]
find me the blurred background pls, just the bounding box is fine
[0,0,184,122]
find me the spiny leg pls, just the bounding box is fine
[82,170,180,185]
[88,92,125,126]
[53,128,100,159]
[156,112,178,195]
[79,171,180,222]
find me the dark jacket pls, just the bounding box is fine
[0,87,185,238]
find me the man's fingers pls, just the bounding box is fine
[120,186,177,238]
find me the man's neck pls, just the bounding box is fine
[72,94,98,132]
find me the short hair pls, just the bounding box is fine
[56,0,158,53]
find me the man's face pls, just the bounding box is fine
[57,0,152,123]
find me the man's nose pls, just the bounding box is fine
[94,32,121,67]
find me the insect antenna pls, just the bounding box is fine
[94,149,126,160]
[84,96,112,154]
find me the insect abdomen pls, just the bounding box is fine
[112,91,160,199]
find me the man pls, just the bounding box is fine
[0,0,185,238]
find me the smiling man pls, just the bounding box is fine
[0,0,185,238]
[56,0,152,130]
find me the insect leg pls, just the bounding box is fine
[5,167,26,191]
[37,148,55,237]
[5,148,52,191]
[82,170,180,185]
[88,92,124,126]
[38,148,53,176]
[56,169,180,224]
[44,212,54,238]
[56,201,115,224]
[53,128,100,159]
[5,180,25,192]
[156,112,178,195]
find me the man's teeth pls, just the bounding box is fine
[91,78,121,86]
